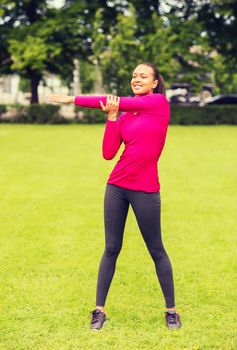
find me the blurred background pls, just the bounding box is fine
[0,0,237,122]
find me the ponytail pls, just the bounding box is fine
[154,74,166,95]
[140,62,166,97]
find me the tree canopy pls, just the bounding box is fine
[0,0,236,103]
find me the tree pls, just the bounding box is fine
[129,0,161,34]
[2,0,235,101]
[212,53,237,94]
[0,0,128,103]
[91,4,213,94]
[160,0,237,92]
[91,4,142,95]
[0,0,52,103]
[197,0,237,68]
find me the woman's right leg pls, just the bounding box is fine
[95,184,129,310]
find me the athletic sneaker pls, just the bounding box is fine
[164,311,182,329]
[90,309,108,331]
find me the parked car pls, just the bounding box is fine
[200,94,237,106]
[169,95,187,104]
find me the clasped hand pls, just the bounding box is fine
[100,95,120,121]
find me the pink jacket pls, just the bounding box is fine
[74,93,170,192]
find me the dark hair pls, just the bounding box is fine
[139,62,166,96]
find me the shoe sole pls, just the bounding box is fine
[166,324,181,329]
[91,319,108,331]
[166,321,182,329]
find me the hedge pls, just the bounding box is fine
[75,104,237,124]
[170,104,237,125]
[0,104,68,124]
[0,103,236,124]
[74,106,106,124]
[0,105,7,115]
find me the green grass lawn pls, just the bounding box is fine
[0,124,236,350]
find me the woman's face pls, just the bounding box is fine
[131,64,158,96]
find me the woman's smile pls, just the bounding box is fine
[131,64,158,95]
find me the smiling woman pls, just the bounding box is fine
[47,62,181,331]
[130,63,166,96]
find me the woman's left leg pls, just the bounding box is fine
[128,190,175,309]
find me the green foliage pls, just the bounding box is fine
[79,61,97,94]
[91,8,108,60]
[212,54,237,94]
[1,103,236,125]
[129,0,159,33]
[92,5,142,95]
[19,77,30,93]
[0,1,130,102]
[0,1,55,102]
[1,0,236,100]
[139,15,180,84]
[91,5,214,94]
[74,105,106,124]
[160,0,237,93]
[197,0,237,67]
[0,104,67,124]
[8,36,49,72]
[76,104,237,125]
[0,1,116,102]
[0,104,7,116]
[170,104,237,125]
[141,13,213,92]
[5,12,69,81]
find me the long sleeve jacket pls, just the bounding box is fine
[74,93,170,192]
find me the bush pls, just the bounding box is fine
[0,104,69,124]
[15,104,65,124]
[0,105,7,117]
[0,103,236,125]
[74,106,106,123]
[75,104,237,125]
[170,104,237,125]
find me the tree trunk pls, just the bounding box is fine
[29,70,41,104]
[73,59,81,95]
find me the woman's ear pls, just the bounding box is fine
[153,80,158,89]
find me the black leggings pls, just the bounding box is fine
[96,183,175,309]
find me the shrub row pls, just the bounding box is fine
[170,105,237,125]
[75,106,106,124]
[0,105,7,115]
[0,104,68,124]
[0,103,236,124]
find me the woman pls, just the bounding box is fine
[47,62,182,331]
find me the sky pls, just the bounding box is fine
[49,0,65,8]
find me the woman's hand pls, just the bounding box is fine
[46,94,75,104]
[100,95,120,121]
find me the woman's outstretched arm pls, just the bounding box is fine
[74,94,167,112]
[46,94,75,104]
[46,93,168,113]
